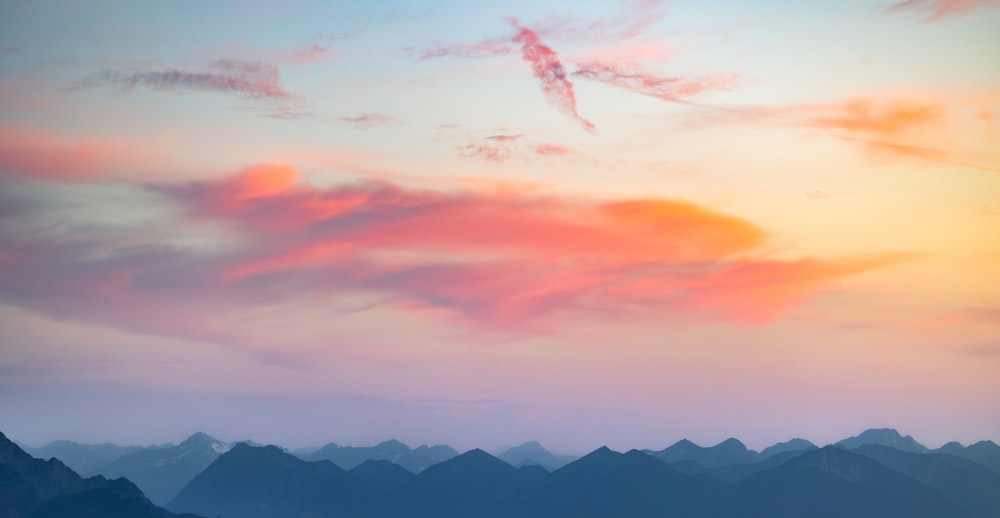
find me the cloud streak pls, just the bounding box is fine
[572,62,738,102]
[509,20,597,134]
[77,59,292,100]
[886,0,1000,21]
[340,113,400,129]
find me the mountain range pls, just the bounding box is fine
[0,431,200,518]
[301,439,458,473]
[9,427,1000,518]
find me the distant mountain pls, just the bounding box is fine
[497,441,576,471]
[836,428,928,453]
[711,446,970,518]
[346,459,414,498]
[154,435,1000,518]
[98,432,229,505]
[759,438,815,459]
[689,446,820,482]
[517,446,715,517]
[934,441,1000,475]
[392,449,536,517]
[168,443,358,518]
[852,444,1000,518]
[20,441,143,477]
[648,438,759,467]
[305,439,457,473]
[0,430,200,518]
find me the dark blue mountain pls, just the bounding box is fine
[168,442,357,518]
[517,446,716,517]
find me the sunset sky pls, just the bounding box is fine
[1,0,998,454]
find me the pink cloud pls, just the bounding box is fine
[509,20,597,134]
[485,134,524,142]
[0,165,903,346]
[0,126,163,181]
[886,0,1000,21]
[572,62,739,102]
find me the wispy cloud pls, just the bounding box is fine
[509,20,597,134]
[534,143,573,156]
[418,40,514,60]
[683,95,1000,172]
[886,0,1000,21]
[76,59,292,100]
[533,0,667,42]
[485,134,524,142]
[457,142,513,163]
[340,113,400,129]
[572,62,739,102]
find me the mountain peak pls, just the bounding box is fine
[837,428,928,453]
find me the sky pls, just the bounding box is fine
[1,0,999,454]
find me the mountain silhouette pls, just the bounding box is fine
[305,439,457,473]
[16,427,992,518]
[934,440,1000,475]
[711,446,970,518]
[0,430,200,518]
[516,446,716,517]
[759,438,815,459]
[392,448,533,517]
[497,441,576,471]
[852,444,1000,518]
[20,441,142,477]
[97,432,229,505]
[168,442,357,518]
[836,428,928,453]
[649,437,758,467]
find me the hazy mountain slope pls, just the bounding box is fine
[935,440,1000,475]
[98,432,228,505]
[709,446,970,518]
[852,444,1000,518]
[497,441,576,471]
[306,439,457,473]
[836,428,928,452]
[21,441,142,477]
[649,438,759,467]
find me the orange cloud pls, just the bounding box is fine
[805,97,943,137]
